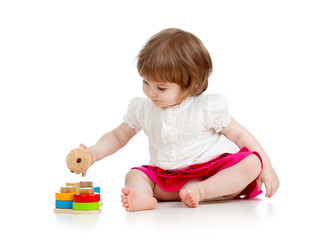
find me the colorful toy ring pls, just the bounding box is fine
[74,193,100,203]
[73,201,100,210]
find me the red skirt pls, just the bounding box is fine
[132,147,263,198]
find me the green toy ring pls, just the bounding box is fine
[73,201,100,210]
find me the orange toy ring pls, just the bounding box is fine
[55,192,77,201]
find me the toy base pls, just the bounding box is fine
[54,208,101,215]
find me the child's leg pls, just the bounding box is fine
[121,169,181,211]
[179,154,262,207]
[121,169,158,212]
[153,184,181,201]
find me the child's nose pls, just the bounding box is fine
[151,92,157,98]
[149,89,157,98]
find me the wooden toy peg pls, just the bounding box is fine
[80,181,93,187]
[66,148,91,174]
[66,182,80,190]
[79,188,94,195]
[61,186,77,193]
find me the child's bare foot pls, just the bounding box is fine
[121,187,157,212]
[179,188,201,208]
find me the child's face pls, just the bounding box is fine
[142,78,183,108]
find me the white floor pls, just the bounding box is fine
[7,184,305,240]
[48,191,306,240]
[51,195,307,240]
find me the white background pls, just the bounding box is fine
[1,0,308,239]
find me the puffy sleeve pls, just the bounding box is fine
[123,97,144,132]
[202,94,231,132]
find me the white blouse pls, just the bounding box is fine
[123,94,240,170]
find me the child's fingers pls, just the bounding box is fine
[79,143,96,164]
[268,182,279,198]
[268,184,275,198]
[79,143,88,150]
[256,178,262,191]
[264,182,272,198]
[78,143,95,175]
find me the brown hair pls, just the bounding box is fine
[137,28,212,101]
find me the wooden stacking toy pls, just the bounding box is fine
[66,148,92,174]
[66,182,80,191]
[55,186,77,210]
[54,181,102,215]
[80,181,93,187]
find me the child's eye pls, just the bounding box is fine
[143,80,149,85]
[158,87,167,91]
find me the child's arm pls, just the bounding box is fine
[220,118,279,198]
[80,122,137,176]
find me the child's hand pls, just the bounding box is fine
[256,166,279,198]
[79,143,97,177]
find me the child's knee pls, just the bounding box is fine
[125,169,142,180]
[125,169,151,183]
[242,154,262,178]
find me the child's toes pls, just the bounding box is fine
[121,187,130,195]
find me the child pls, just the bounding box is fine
[77,28,279,212]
